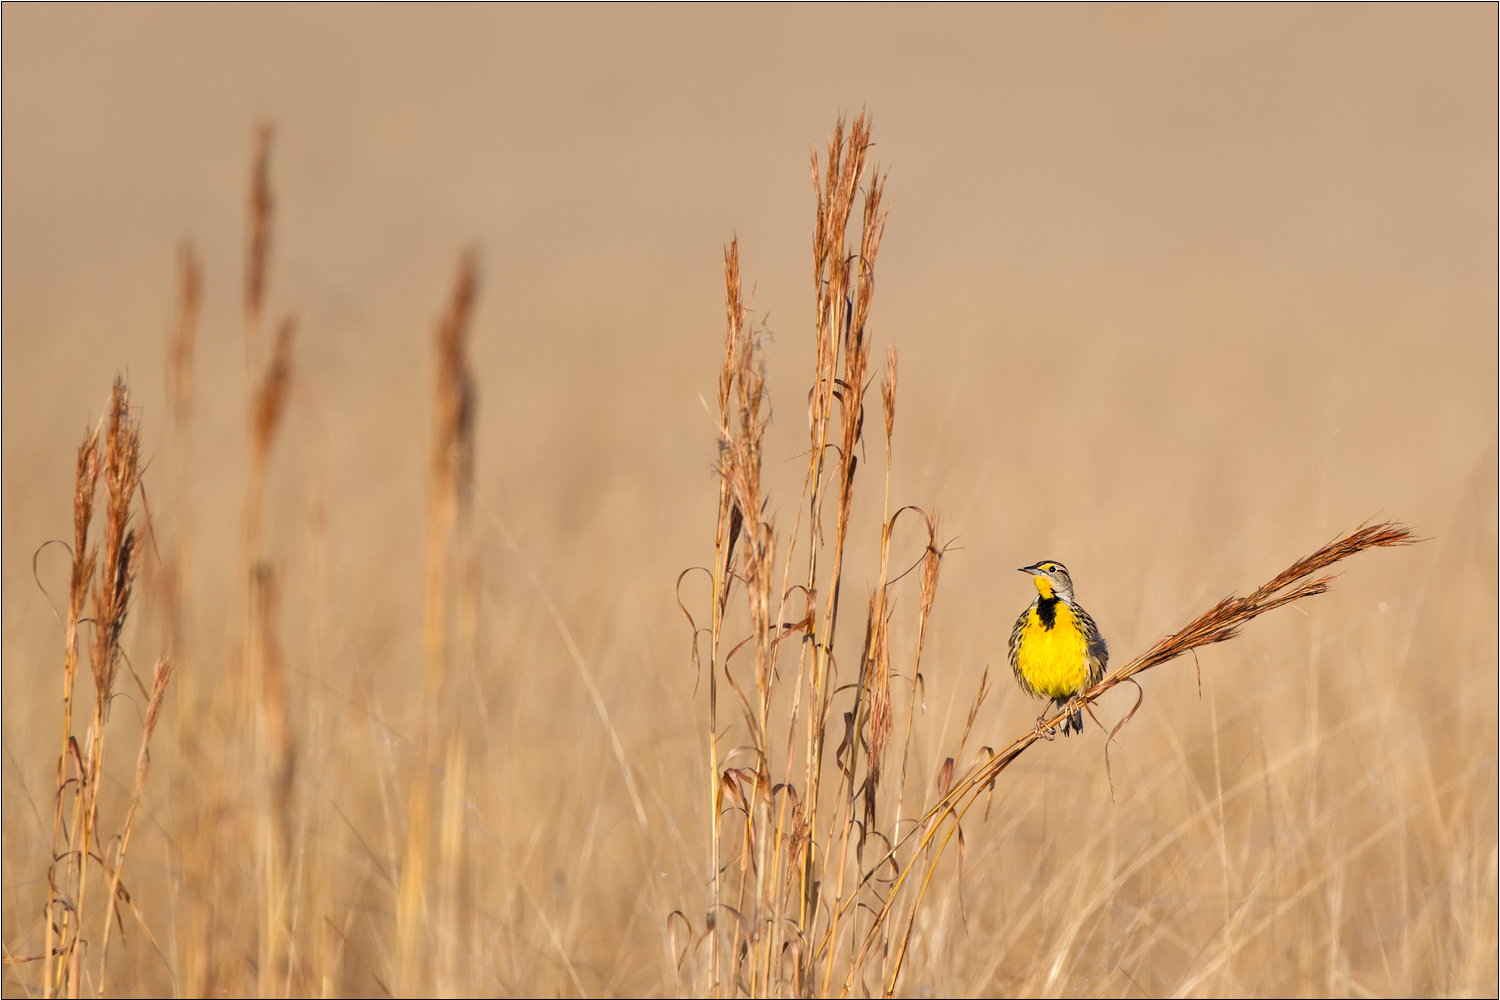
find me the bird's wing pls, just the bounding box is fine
[1008,603,1041,698]
[1075,603,1109,687]
[1007,604,1028,669]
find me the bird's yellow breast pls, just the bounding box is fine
[1015,601,1092,700]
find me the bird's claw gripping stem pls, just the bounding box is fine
[1033,713,1058,742]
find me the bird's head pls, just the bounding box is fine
[1019,560,1074,601]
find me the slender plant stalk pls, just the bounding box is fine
[96,658,173,998]
[704,238,749,995]
[239,124,299,996]
[401,251,478,996]
[247,317,295,1000]
[41,380,152,999]
[44,425,100,999]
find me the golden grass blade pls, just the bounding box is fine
[96,657,172,997]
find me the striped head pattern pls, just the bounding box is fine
[1018,560,1075,602]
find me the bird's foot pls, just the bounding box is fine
[1062,695,1088,736]
[1033,712,1058,742]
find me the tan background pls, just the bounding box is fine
[3,7,1495,997]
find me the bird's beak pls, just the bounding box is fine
[1017,565,1036,575]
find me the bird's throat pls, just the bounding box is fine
[1036,594,1059,629]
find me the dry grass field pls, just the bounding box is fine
[3,7,1496,998]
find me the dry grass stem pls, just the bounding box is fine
[402,248,479,997]
[860,521,1420,997]
[96,657,172,998]
[40,378,164,999]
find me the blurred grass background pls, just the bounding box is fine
[3,6,1495,996]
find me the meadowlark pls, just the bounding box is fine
[1008,560,1108,739]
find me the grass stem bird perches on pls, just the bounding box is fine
[847,521,1419,998]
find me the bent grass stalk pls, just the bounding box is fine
[858,521,1418,997]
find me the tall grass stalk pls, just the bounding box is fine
[40,379,169,999]
[399,251,479,998]
[234,120,301,997]
[694,112,949,998]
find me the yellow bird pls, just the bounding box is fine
[1008,560,1108,738]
